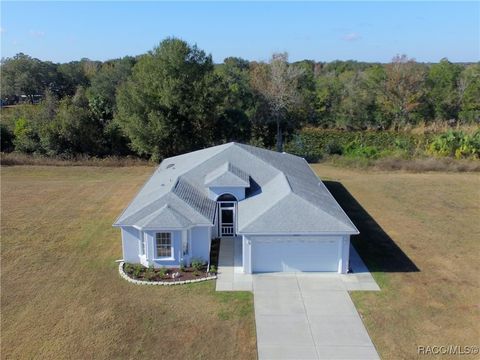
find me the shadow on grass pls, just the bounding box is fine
[324,181,420,273]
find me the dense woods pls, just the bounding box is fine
[1,38,479,161]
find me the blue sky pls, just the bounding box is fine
[1,1,479,63]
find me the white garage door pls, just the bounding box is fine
[251,237,340,273]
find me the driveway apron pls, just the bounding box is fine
[253,273,380,360]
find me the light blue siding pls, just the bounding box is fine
[122,227,141,263]
[190,226,211,264]
[120,226,212,268]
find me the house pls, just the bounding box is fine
[113,143,359,274]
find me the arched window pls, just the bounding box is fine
[217,193,237,201]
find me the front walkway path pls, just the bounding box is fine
[215,237,252,291]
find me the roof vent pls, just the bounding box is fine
[166,163,175,169]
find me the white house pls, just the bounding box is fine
[113,143,359,274]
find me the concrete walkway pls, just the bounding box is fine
[216,237,252,291]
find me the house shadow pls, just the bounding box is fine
[324,181,420,273]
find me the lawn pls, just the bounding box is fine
[1,166,256,360]
[311,164,480,359]
[2,164,479,359]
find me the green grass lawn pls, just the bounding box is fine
[1,166,256,360]
[2,164,479,359]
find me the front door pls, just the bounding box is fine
[219,202,235,236]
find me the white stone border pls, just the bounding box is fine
[118,261,217,286]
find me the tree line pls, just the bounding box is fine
[1,38,479,160]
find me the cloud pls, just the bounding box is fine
[29,30,45,38]
[342,32,361,42]
[0,27,4,33]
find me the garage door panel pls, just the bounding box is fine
[252,237,340,273]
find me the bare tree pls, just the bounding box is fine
[251,53,304,151]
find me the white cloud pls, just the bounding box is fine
[29,30,45,38]
[0,27,5,33]
[342,32,361,42]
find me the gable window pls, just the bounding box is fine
[155,232,172,258]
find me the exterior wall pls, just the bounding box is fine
[190,226,211,264]
[208,186,245,201]
[242,235,252,273]
[121,227,142,263]
[120,226,213,268]
[338,235,351,274]
[243,234,348,274]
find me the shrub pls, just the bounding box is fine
[124,263,134,274]
[0,123,14,152]
[157,267,168,278]
[428,130,480,159]
[145,266,156,281]
[284,134,323,163]
[343,141,380,159]
[209,265,217,274]
[132,264,143,277]
[324,141,343,155]
[285,128,431,160]
[191,258,205,272]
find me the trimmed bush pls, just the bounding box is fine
[191,258,205,272]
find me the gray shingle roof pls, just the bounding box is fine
[172,177,216,222]
[114,142,358,234]
[205,162,250,187]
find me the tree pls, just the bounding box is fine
[378,55,426,129]
[0,53,58,103]
[214,57,254,143]
[115,38,221,160]
[458,63,480,123]
[251,53,304,151]
[427,58,462,121]
[87,56,135,123]
[41,87,104,156]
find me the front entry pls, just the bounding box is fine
[219,202,235,236]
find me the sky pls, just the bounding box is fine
[1,1,479,64]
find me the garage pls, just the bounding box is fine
[250,236,342,273]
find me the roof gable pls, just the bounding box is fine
[204,162,250,188]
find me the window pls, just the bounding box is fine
[217,193,237,201]
[155,232,172,258]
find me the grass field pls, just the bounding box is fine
[2,164,479,359]
[311,164,480,359]
[1,166,256,360]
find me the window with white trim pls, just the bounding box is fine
[155,232,172,258]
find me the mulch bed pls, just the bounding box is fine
[123,264,215,282]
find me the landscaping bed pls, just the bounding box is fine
[123,262,217,283]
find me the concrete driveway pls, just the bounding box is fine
[253,273,380,360]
